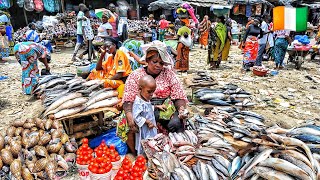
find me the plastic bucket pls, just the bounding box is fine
[77,65,91,77]
[90,171,111,180]
[77,163,90,180]
[110,157,124,179]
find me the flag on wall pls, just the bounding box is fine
[273,6,308,32]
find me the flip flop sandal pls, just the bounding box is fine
[148,167,158,180]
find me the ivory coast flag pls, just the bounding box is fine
[273,6,308,32]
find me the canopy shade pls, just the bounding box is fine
[148,0,184,11]
[184,0,228,7]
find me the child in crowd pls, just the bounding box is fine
[133,75,163,155]
[81,8,94,61]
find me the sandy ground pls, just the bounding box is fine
[0,44,320,179]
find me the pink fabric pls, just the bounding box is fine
[123,68,187,102]
[110,14,118,38]
[159,20,169,30]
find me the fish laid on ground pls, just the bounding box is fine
[239,149,272,176]
[205,99,231,106]
[38,75,59,86]
[200,93,227,101]
[253,166,295,180]
[45,78,66,89]
[288,127,320,136]
[258,157,312,180]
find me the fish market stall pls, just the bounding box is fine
[141,107,320,180]
[127,19,152,42]
[34,74,121,139]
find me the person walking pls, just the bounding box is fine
[274,30,291,69]
[255,15,270,66]
[158,15,169,42]
[71,3,87,61]
[199,15,211,50]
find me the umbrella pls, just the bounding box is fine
[95,8,108,19]
[148,0,183,11]
[210,4,232,16]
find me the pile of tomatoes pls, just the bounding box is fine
[88,156,113,174]
[94,140,121,162]
[76,138,94,165]
[113,155,147,180]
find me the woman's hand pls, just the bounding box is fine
[178,106,188,120]
[156,104,167,111]
[127,115,138,133]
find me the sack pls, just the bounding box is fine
[89,128,128,155]
[43,0,55,12]
[34,0,43,12]
[159,98,176,121]
[24,0,35,11]
[179,34,192,47]
[0,35,9,48]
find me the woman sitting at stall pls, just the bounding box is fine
[14,42,50,95]
[88,37,132,89]
[122,44,188,155]
[241,18,262,70]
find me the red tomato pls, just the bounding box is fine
[133,166,140,172]
[98,168,105,174]
[109,144,115,149]
[137,171,143,177]
[141,165,147,172]
[136,156,145,163]
[116,156,121,161]
[82,138,89,144]
[93,162,99,168]
[132,172,138,177]
[96,157,104,163]
[96,150,103,157]
[90,167,98,174]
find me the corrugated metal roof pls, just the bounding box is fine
[184,0,228,7]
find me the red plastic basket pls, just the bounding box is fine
[253,68,268,76]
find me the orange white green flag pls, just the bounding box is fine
[273,6,308,32]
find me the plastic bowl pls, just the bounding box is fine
[253,68,268,76]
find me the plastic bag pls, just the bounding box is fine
[159,98,176,121]
[89,128,128,155]
[294,35,310,45]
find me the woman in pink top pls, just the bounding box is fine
[108,3,119,41]
[158,14,169,42]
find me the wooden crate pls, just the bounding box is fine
[56,107,120,139]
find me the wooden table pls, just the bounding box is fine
[56,107,119,136]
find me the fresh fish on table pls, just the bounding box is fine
[44,92,82,115]
[86,91,119,107]
[68,79,85,89]
[82,80,104,87]
[54,105,86,119]
[85,97,120,110]
[46,97,88,116]
[43,84,68,92]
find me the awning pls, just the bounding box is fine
[148,0,184,11]
[184,0,228,7]
[230,0,273,6]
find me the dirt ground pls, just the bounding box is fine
[0,44,320,179]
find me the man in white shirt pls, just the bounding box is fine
[255,15,270,66]
[71,3,87,61]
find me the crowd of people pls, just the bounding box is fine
[13,3,310,156]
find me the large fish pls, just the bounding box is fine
[269,133,316,170]
[54,105,86,119]
[45,78,66,89]
[38,75,59,86]
[211,158,229,177]
[46,97,88,116]
[206,164,219,180]
[288,127,320,136]
[200,93,227,101]
[82,80,104,87]
[44,93,82,115]
[253,166,295,180]
[86,91,119,107]
[292,134,320,143]
[205,99,231,106]
[258,158,312,180]
[239,149,272,177]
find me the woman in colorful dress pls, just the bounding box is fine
[158,15,169,42]
[14,42,50,95]
[175,21,191,72]
[273,29,291,69]
[199,15,211,50]
[123,44,188,155]
[208,16,227,69]
[88,37,132,89]
[241,18,262,70]
[220,19,233,62]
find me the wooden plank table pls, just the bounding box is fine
[56,107,119,135]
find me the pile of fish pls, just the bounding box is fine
[0,118,77,180]
[194,84,254,107]
[127,19,151,34]
[34,75,121,119]
[144,107,320,179]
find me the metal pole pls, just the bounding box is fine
[136,0,140,20]
[23,8,28,26]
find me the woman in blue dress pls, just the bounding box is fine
[14,42,50,95]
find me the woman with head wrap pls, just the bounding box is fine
[199,15,211,49]
[241,18,263,70]
[14,42,50,95]
[176,21,191,71]
[122,44,188,155]
[220,18,233,62]
[88,37,132,89]
[207,16,227,69]
[98,12,112,38]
